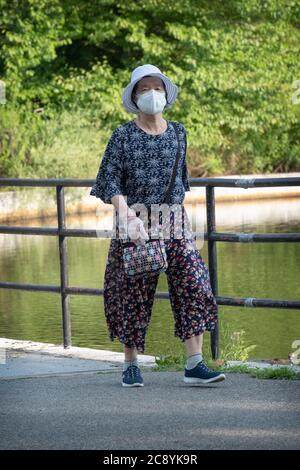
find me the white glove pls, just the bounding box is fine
[127,217,149,246]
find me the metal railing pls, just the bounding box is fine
[1,176,300,359]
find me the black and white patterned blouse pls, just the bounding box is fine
[89,119,190,209]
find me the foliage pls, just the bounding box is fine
[153,355,300,380]
[153,320,257,372]
[247,366,300,379]
[1,0,300,178]
[0,104,108,180]
[219,324,257,362]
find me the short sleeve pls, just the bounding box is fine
[89,129,124,204]
[182,127,190,192]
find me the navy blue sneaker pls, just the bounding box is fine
[184,360,226,384]
[122,364,144,387]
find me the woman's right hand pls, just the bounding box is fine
[127,216,149,246]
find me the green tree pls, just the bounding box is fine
[0,0,299,178]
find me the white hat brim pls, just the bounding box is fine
[122,72,178,114]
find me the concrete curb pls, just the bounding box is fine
[226,360,300,372]
[0,338,156,367]
[1,338,299,373]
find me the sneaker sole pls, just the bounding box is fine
[122,382,144,387]
[184,374,226,384]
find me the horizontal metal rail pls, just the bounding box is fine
[1,226,300,242]
[0,176,299,359]
[1,176,300,187]
[0,281,299,308]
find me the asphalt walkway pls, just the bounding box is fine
[0,351,299,450]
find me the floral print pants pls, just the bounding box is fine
[102,207,218,353]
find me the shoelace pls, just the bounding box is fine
[125,365,140,378]
[197,361,210,372]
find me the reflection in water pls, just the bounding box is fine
[0,199,300,360]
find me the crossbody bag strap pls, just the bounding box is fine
[161,122,182,204]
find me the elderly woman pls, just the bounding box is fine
[90,64,225,387]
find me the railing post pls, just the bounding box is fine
[56,185,71,348]
[206,186,219,360]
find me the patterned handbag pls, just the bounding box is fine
[122,230,167,277]
[121,122,182,278]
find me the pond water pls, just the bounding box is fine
[0,198,299,361]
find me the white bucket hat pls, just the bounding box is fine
[122,64,179,114]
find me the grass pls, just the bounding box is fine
[149,324,299,380]
[247,366,300,380]
[151,354,300,380]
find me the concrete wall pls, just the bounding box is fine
[1,172,299,222]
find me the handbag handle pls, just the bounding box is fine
[161,122,182,204]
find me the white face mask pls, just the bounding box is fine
[136,89,167,115]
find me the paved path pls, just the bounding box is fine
[0,350,121,378]
[0,357,299,450]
